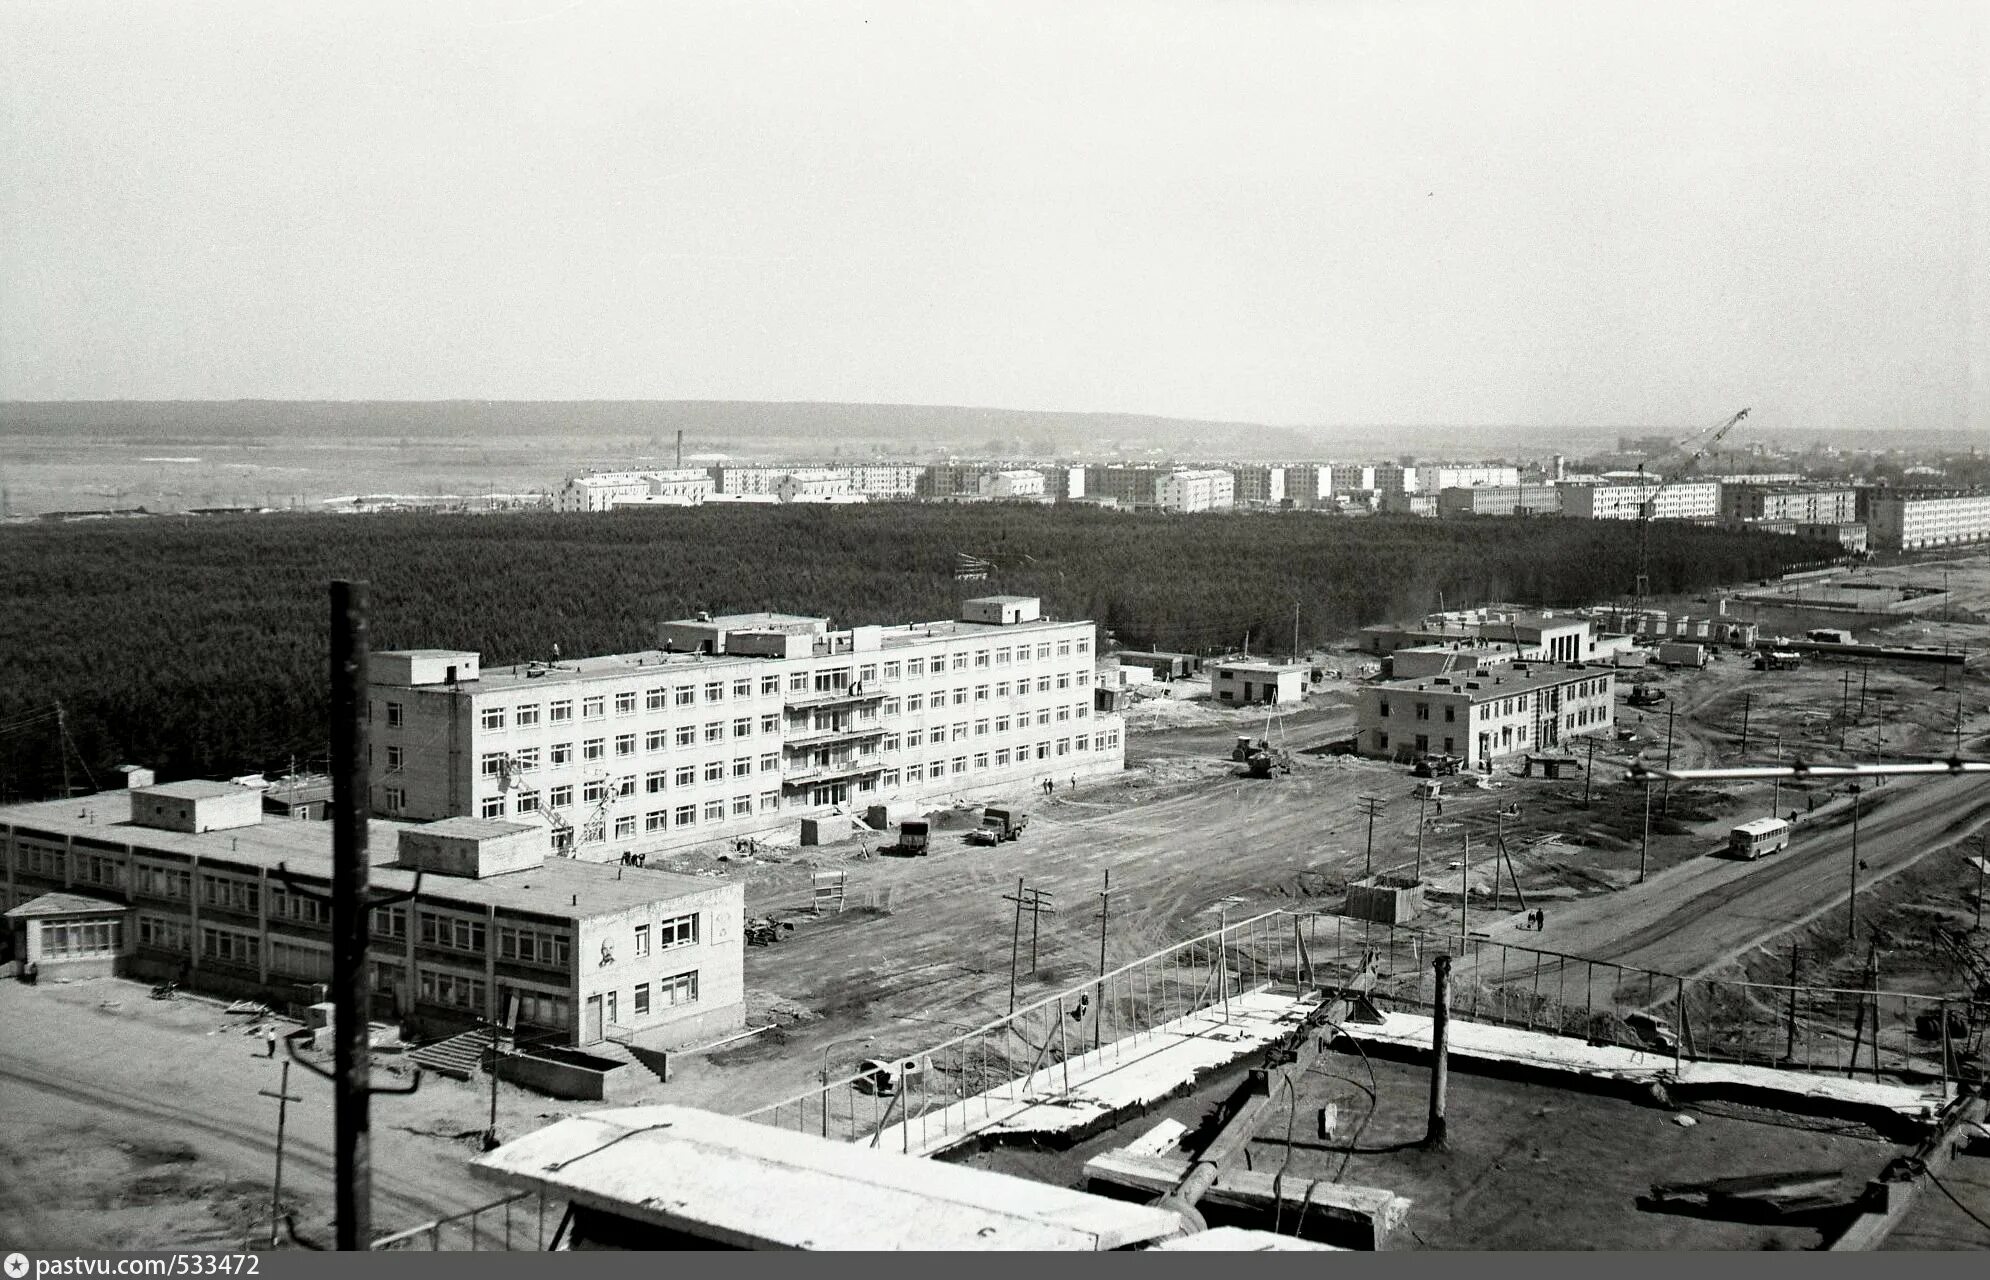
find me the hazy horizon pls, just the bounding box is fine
[4,2,1987,433]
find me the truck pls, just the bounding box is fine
[967,807,1029,846]
[894,819,930,856]
[1727,817,1793,860]
[1755,650,1803,672]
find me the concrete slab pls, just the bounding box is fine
[1339,1010,1945,1121]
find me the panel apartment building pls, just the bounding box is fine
[367,597,1124,861]
[1865,490,1990,551]
[1561,480,1721,522]
[1354,665,1615,769]
[0,783,745,1050]
[1720,484,1860,526]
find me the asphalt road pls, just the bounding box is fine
[1470,773,1990,982]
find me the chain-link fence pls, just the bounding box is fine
[1291,912,1973,1084]
[741,908,1310,1152]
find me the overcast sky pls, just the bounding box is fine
[2,1,1985,432]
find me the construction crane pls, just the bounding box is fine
[1632,408,1750,614]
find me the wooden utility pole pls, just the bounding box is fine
[1357,796,1385,880]
[1840,669,1851,751]
[1582,737,1596,807]
[330,580,372,1251]
[1785,946,1800,1062]
[1847,784,1863,941]
[1661,701,1676,815]
[1007,877,1025,1014]
[1095,871,1111,1053]
[1739,693,1751,755]
[1414,789,1429,882]
[1638,777,1653,884]
[259,1062,303,1248]
[1458,830,1471,949]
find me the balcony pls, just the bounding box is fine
[782,723,887,749]
[785,685,887,711]
[781,761,885,788]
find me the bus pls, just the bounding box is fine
[1728,817,1793,860]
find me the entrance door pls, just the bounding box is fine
[583,994,604,1044]
[605,990,619,1028]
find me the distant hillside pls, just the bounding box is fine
[0,399,1319,459]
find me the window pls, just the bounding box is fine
[646,687,667,712]
[704,682,725,702]
[550,742,573,766]
[703,761,725,783]
[974,685,990,701]
[616,691,638,716]
[674,765,695,788]
[1036,644,1050,660]
[200,924,256,967]
[646,769,668,794]
[883,661,901,681]
[614,814,637,839]
[973,752,988,770]
[645,729,668,752]
[615,734,637,757]
[1057,640,1071,657]
[549,700,573,723]
[674,685,695,706]
[732,757,752,778]
[759,791,780,812]
[789,671,809,692]
[882,697,900,717]
[269,938,332,981]
[907,658,925,677]
[513,746,540,771]
[645,809,668,831]
[1036,675,1051,693]
[481,752,506,776]
[200,874,259,914]
[481,706,506,731]
[1378,698,1390,718]
[952,756,968,774]
[1076,638,1091,654]
[419,911,488,952]
[386,701,404,728]
[951,653,968,671]
[1444,706,1456,723]
[702,799,724,822]
[929,761,946,779]
[134,864,192,900]
[1056,738,1070,756]
[1075,735,1089,751]
[761,675,781,697]
[582,696,605,720]
[995,749,1012,767]
[583,779,607,802]
[760,713,779,734]
[906,729,924,748]
[137,912,190,953]
[675,725,696,748]
[732,795,752,817]
[501,986,570,1029]
[906,694,924,712]
[703,722,724,743]
[417,967,486,1012]
[995,715,1012,733]
[974,650,990,668]
[1036,709,1051,726]
[658,970,700,1007]
[733,717,752,738]
[515,790,540,814]
[952,724,969,742]
[995,681,1010,698]
[883,733,901,753]
[634,983,651,1016]
[1415,703,1430,721]
[1056,673,1070,690]
[385,786,405,811]
[583,738,606,760]
[974,718,989,736]
[481,795,505,818]
[549,784,574,808]
[995,647,1011,665]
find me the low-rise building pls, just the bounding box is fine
[977,469,1047,501]
[1436,485,1563,517]
[367,597,1124,861]
[1154,469,1235,513]
[775,470,855,502]
[1864,490,1990,551]
[556,471,717,513]
[1355,665,1615,768]
[1795,522,1868,554]
[1414,464,1520,493]
[0,784,746,1050]
[1211,660,1308,706]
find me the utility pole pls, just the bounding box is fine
[56,702,71,800]
[1357,796,1385,880]
[1459,829,1471,949]
[1007,877,1025,1014]
[1425,954,1451,1151]
[1582,737,1596,807]
[1026,887,1054,972]
[1661,701,1676,816]
[330,580,372,1251]
[1739,693,1750,755]
[1785,945,1800,1062]
[1976,832,1987,933]
[1840,669,1851,751]
[259,1061,302,1248]
[1292,600,1300,664]
[1771,732,1783,821]
[1859,661,1869,717]
[1415,788,1429,882]
[1639,778,1653,884]
[1095,871,1111,1053]
[1847,784,1862,941]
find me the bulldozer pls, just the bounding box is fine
[745,917,793,947]
[1233,735,1292,778]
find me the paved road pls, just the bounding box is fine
[1468,773,1990,982]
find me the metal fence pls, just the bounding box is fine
[741,908,1310,1151]
[1291,912,1972,1085]
[370,1190,554,1251]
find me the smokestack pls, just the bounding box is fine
[676,429,683,470]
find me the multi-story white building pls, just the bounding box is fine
[708,466,793,495]
[1866,491,1990,551]
[978,469,1047,501]
[1720,485,1860,526]
[1229,465,1286,506]
[775,470,856,502]
[1560,480,1721,522]
[842,465,923,497]
[556,471,716,512]
[1323,464,1375,499]
[1413,464,1519,493]
[366,597,1124,861]
[1355,665,1615,769]
[1153,469,1235,512]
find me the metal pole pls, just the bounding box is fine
[1638,779,1652,884]
[1426,954,1451,1150]
[330,579,372,1251]
[259,1061,301,1248]
[1661,702,1675,815]
[1009,876,1023,1015]
[1739,693,1750,755]
[1029,891,1041,974]
[1219,906,1230,1025]
[1095,871,1110,1054]
[1459,829,1470,949]
[1415,790,1427,882]
[1840,669,1850,751]
[1848,785,1861,941]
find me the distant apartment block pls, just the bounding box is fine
[1720,484,1860,526]
[365,598,1125,861]
[1083,466,1169,510]
[1865,490,1990,551]
[557,470,715,512]
[1230,464,1286,506]
[1560,480,1720,522]
[1436,485,1563,517]
[1413,464,1520,493]
[978,469,1047,501]
[775,470,856,502]
[1356,665,1615,769]
[1154,469,1235,512]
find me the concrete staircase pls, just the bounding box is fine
[408,1028,493,1080]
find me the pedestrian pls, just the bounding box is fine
[264,1024,278,1058]
[1537,909,1547,931]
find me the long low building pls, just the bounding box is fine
[1865,490,1990,551]
[1354,664,1616,768]
[1,782,745,1050]
[1560,480,1720,522]
[369,597,1125,861]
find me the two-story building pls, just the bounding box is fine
[1355,665,1615,769]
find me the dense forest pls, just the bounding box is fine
[0,506,1829,801]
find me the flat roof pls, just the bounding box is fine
[133,780,253,801]
[0,793,719,919]
[410,816,535,841]
[471,1105,1185,1250]
[1374,663,1608,702]
[1213,660,1308,674]
[678,611,827,629]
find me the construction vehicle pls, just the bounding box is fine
[745,918,793,947]
[1755,650,1803,672]
[1630,408,1750,615]
[966,806,1029,846]
[1412,754,1461,779]
[1627,683,1666,708]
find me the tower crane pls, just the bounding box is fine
[1632,408,1750,614]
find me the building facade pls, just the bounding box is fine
[1720,485,1860,526]
[1436,485,1564,517]
[366,598,1124,861]
[1229,465,1286,506]
[0,787,746,1050]
[1413,464,1520,493]
[556,471,716,513]
[1355,666,1616,769]
[978,469,1047,501]
[1211,661,1307,705]
[1153,469,1235,512]
[1561,480,1721,522]
[1865,491,1990,551]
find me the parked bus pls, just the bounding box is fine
[1728,817,1793,860]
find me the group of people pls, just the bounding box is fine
[1523,908,1549,931]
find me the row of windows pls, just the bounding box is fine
[38,918,123,959]
[497,923,572,967]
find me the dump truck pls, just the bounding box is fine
[967,806,1029,846]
